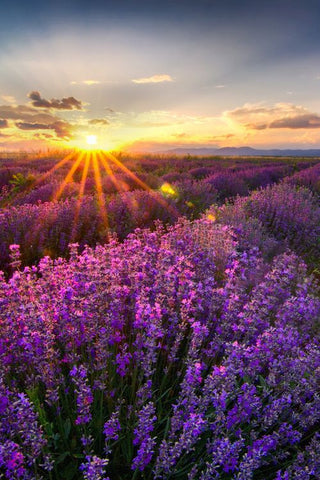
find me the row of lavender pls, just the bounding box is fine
[0,154,316,206]
[0,211,319,479]
[0,160,319,272]
[215,181,320,266]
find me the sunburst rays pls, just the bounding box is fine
[19,148,180,246]
[70,152,90,241]
[103,151,179,218]
[92,151,109,236]
[54,152,85,201]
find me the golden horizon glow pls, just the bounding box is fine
[68,135,123,152]
[4,99,320,152]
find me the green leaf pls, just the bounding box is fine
[61,459,78,479]
[56,452,70,465]
[64,418,71,439]
[72,453,85,459]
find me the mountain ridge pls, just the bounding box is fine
[162,146,320,157]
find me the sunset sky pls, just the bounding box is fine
[1,0,320,151]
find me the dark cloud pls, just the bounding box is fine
[34,133,54,139]
[246,114,320,130]
[28,91,83,110]
[15,120,72,138]
[0,104,74,139]
[16,122,51,130]
[51,121,72,138]
[0,119,8,128]
[269,114,320,129]
[88,118,109,125]
[0,104,61,123]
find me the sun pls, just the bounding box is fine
[86,135,97,146]
[70,134,121,152]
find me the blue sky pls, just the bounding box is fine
[1,0,320,150]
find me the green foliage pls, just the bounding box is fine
[9,172,35,193]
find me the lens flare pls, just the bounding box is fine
[160,182,177,196]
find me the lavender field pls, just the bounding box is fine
[0,152,319,479]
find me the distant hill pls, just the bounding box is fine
[163,146,320,157]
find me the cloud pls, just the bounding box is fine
[88,118,109,125]
[172,133,188,138]
[16,122,51,130]
[28,91,83,110]
[215,85,225,88]
[71,80,101,86]
[0,103,74,139]
[246,123,268,130]
[132,74,173,84]
[34,133,54,139]
[0,119,8,128]
[15,120,72,138]
[1,95,16,104]
[209,133,235,140]
[51,121,73,138]
[226,102,320,130]
[0,105,42,121]
[269,114,320,129]
[0,104,73,126]
[226,103,287,120]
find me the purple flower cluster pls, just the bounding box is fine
[132,402,157,471]
[0,155,316,273]
[0,210,319,478]
[0,154,319,479]
[205,164,295,201]
[80,455,109,480]
[217,181,320,262]
[0,377,50,478]
[285,161,320,194]
[70,365,93,425]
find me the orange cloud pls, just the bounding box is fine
[71,80,101,86]
[132,74,173,84]
[1,95,16,104]
[88,118,109,125]
[226,102,320,130]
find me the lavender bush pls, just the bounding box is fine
[0,154,319,479]
[205,171,249,200]
[284,162,320,194]
[161,179,218,219]
[0,217,319,479]
[217,183,320,262]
